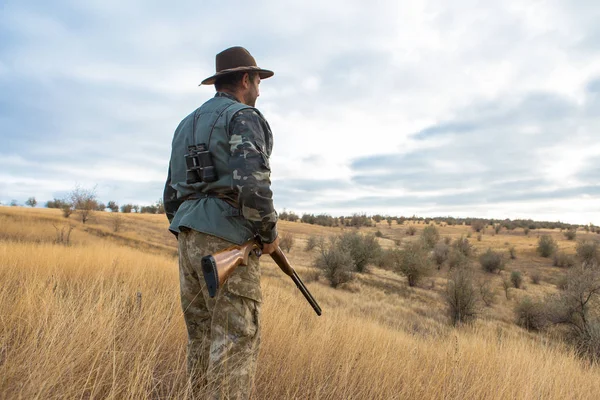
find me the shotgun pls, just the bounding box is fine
[201,240,322,316]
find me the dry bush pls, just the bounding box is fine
[510,270,523,289]
[338,231,381,273]
[443,236,451,245]
[576,240,600,268]
[553,252,576,268]
[515,297,547,332]
[314,237,355,288]
[420,225,439,249]
[112,212,123,233]
[545,267,600,361]
[537,235,557,258]
[564,229,577,241]
[480,248,505,273]
[445,267,478,325]
[432,242,449,269]
[477,233,482,242]
[52,223,74,245]
[479,279,496,307]
[509,246,517,260]
[471,220,486,232]
[304,235,321,251]
[394,241,432,287]
[448,248,470,270]
[61,203,74,218]
[70,185,98,224]
[406,226,417,236]
[502,275,512,299]
[531,271,542,285]
[377,248,400,270]
[453,236,473,257]
[280,231,295,253]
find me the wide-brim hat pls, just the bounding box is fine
[200,46,274,86]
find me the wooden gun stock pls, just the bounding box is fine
[201,241,322,316]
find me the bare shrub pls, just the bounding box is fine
[394,241,432,287]
[445,267,478,325]
[479,279,496,307]
[515,297,547,332]
[420,225,440,249]
[537,235,557,258]
[553,252,576,268]
[375,230,383,238]
[510,270,523,289]
[406,226,417,236]
[314,238,355,288]
[545,267,600,360]
[576,240,600,268]
[480,248,505,273]
[524,227,530,236]
[52,223,74,245]
[477,233,482,242]
[432,242,450,269]
[494,224,501,234]
[280,231,294,253]
[304,235,321,251]
[443,236,451,245]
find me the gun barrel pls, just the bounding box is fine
[291,271,322,316]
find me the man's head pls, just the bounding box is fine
[200,46,272,107]
[215,71,261,107]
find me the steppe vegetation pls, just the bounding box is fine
[1,206,600,399]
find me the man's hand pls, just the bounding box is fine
[261,236,279,255]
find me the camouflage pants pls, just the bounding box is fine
[178,229,262,400]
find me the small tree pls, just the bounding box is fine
[10,200,18,207]
[471,220,486,232]
[394,241,432,287]
[537,235,557,258]
[25,197,37,207]
[445,267,478,325]
[121,204,133,213]
[112,212,123,233]
[95,202,106,211]
[107,201,119,212]
[69,185,97,224]
[420,225,440,250]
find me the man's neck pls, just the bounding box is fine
[219,90,244,104]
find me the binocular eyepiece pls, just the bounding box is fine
[185,143,218,184]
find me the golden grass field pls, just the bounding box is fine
[1,206,600,399]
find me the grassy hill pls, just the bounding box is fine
[1,206,599,399]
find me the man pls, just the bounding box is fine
[163,46,279,399]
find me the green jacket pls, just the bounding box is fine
[164,92,278,245]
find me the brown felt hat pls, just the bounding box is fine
[200,46,274,86]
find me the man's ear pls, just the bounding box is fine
[241,72,250,89]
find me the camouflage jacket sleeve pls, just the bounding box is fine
[229,108,278,244]
[163,162,183,225]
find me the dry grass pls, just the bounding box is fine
[1,207,600,399]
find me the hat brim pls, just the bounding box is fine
[199,66,274,86]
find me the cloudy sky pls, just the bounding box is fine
[1,0,599,224]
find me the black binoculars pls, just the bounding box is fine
[185,143,218,184]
